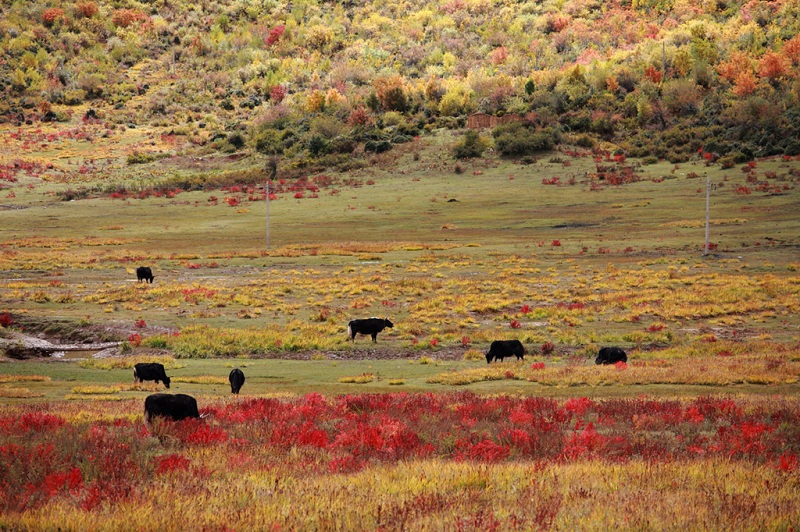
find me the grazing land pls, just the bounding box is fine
[1,123,799,528]
[2,0,800,527]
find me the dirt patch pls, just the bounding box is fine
[241,345,468,361]
[0,314,139,359]
[0,332,121,360]
[551,222,597,229]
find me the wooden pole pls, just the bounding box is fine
[265,181,270,249]
[704,174,710,255]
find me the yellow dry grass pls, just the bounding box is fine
[0,387,44,398]
[0,375,51,383]
[339,373,375,383]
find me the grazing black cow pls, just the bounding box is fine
[144,393,199,423]
[229,368,245,394]
[134,362,171,389]
[347,317,394,343]
[136,266,154,283]
[595,346,627,365]
[486,340,526,363]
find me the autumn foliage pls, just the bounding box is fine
[0,393,798,528]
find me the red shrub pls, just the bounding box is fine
[42,8,66,26]
[456,438,511,462]
[155,454,191,474]
[112,8,145,28]
[563,397,594,417]
[265,25,285,46]
[562,422,609,459]
[45,468,83,496]
[779,452,798,472]
[75,2,98,18]
[16,412,66,433]
[644,65,662,84]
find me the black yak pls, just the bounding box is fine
[595,346,627,365]
[136,266,154,283]
[134,362,171,389]
[229,368,245,394]
[144,393,199,423]
[485,340,526,363]
[347,317,394,343]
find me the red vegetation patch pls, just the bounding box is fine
[1,394,799,513]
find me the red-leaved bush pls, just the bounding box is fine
[1,392,799,512]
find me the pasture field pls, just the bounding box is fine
[1,124,800,529]
[1,393,799,530]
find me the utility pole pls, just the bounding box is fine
[704,174,710,255]
[265,155,278,250]
[265,181,270,249]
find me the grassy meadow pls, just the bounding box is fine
[3,0,800,526]
[1,121,800,529]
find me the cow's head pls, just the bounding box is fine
[485,352,494,364]
[384,318,394,328]
[163,376,171,389]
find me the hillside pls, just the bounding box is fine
[2,0,800,173]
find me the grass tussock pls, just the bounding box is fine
[462,349,484,362]
[0,375,51,383]
[171,376,228,385]
[64,394,126,401]
[0,387,44,398]
[79,356,180,370]
[70,385,123,395]
[339,373,375,384]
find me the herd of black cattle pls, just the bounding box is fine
[137,339,627,423]
[137,264,627,422]
[137,362,244,423]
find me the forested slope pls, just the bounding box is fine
[2,0,799,165]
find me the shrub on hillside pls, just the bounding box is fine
[453,130,489,159]
[364,140,392,153]
[127,151,155,165]
[75,2,98,18]
[493,122,560,157]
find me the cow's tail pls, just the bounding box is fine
[347,323,352,340]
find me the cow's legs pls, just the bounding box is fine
[371,333,377,342]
